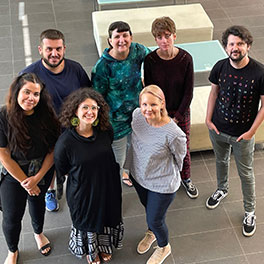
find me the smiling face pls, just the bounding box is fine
[140,93,164,122]
[17,81,41,115]
[38,38,65,68]
[225,34,250,62]
[75,98,99,127]
[108,29,132,55]
[155,30,176,52]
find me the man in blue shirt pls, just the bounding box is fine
[21,29,91,212]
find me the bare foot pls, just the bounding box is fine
[122,171,133,187]
[34,233,51,256]
[4,250,18,264]
[100,252,112,262]
[86,254,100,264]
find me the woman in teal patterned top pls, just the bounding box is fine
[91,21,149,187]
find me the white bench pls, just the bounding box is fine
[190,86,264,152]
[92,4,214,56]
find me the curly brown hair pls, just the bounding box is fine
[222,25,253,48]
[6,73,60,155]
[59,88,111,131]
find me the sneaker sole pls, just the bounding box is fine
[46,203,60,212]
[205,193,228,210]
[181,182,199,199]
[137,237,156,254]
[243,225,256,237]
[146,246,171,264]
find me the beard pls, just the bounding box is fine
[229,51,247,62]
[42,55,64,68]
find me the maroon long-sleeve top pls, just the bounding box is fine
[144,48,194,122]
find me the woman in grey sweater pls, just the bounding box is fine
[125,85,186,264]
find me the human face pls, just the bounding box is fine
[155,31,176,52]
[17,81,41,115]
[140,93,163,123]
[225,34,250,62]
[75,98,99,126]
[109,29,132,54]
[38,38,65,68]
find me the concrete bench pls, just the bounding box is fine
[92,3,214,56]
[190,86,264,152]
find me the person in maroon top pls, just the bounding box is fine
[144,16,198,199]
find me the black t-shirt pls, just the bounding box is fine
[0,107,56,161]
[209,58,264,136]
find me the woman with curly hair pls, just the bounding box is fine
[0,73,60,264]
[54,88,123,264]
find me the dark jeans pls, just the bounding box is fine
[131,176,176,247]
[0,168,53,252]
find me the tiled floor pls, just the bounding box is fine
[1,0,264,263]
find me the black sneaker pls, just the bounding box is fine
[182,179,199,199]
[243,212,256,237]
[206,189,228,209]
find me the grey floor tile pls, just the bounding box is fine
[211,18,233,31]
[57,20,94,34]
[206,8,229,20]
[247,252,264,264]
[24,2,53,14]
[0,14,11,26]
[218,0,263,7]
[190,162,212,183]
[55,10,92,23]
[167,206,232,236]
[172,181,215,209]
[0,25,11,37]
[0,5,9,16]
[199,256,248,264]
[0,61,13,76]
[0,48,13,62]
[188,0,221,9]
[0,37,11,50]
[14,60,27,75]
[1,1,264,264]
[234,223,264,254]
[170,229,243,263]
[53,1,92,13]
[24,254,86,264]
[122,191,145,218]
[225,5,264,18]
[26,22,57,36]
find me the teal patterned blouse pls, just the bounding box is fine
[91,42,149,140]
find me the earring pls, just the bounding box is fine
[71,117,80,127]
[92,118,99,127]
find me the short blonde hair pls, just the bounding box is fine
[139,85,168,117]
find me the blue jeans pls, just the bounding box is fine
[209,130,256,212]
[131,176,176,247]
[112,134,130,177]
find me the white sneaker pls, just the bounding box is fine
[146,243,171,264]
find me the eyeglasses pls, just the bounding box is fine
[81,105,100,111]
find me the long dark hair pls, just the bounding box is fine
[59,88,111,131]
[6,73,60,155]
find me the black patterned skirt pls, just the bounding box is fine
[68,223,124,262]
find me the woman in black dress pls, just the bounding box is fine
[54,88,123,264]
[0,73,60,264]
